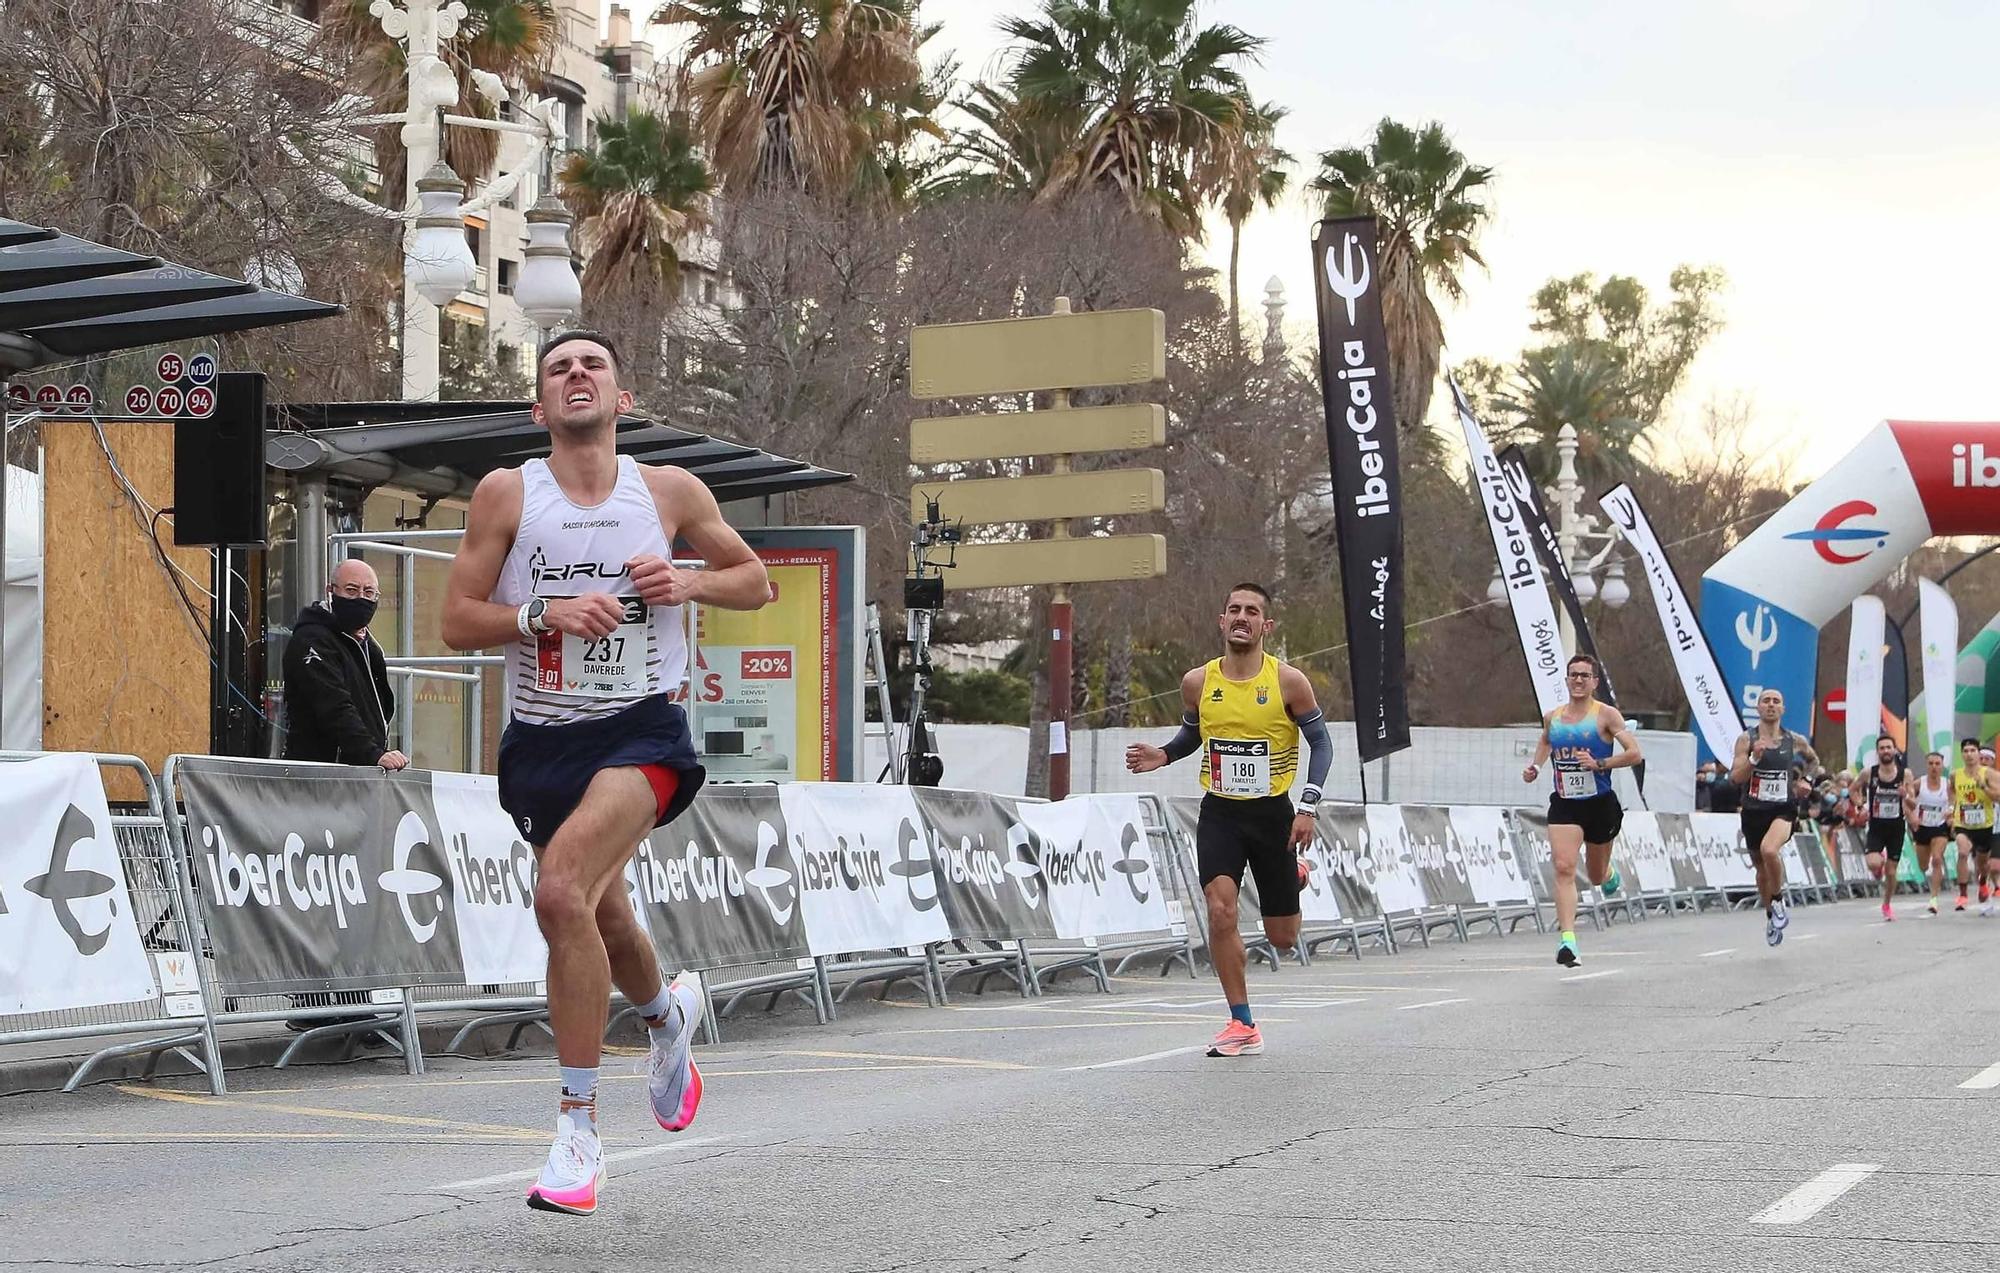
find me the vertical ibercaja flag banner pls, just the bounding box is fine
[1310,217,1409,762]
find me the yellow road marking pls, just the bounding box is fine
[113,1085,546,1139]
[3,1131,527,1144]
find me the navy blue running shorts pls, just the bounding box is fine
[498,695,705,847]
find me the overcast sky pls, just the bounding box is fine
[631,1,2000,478]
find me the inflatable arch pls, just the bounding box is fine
[1700,420,2000,754]
[1956,608,2000,746]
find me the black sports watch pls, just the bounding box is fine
[526,597,552,635]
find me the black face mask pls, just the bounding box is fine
[329,595,377,632]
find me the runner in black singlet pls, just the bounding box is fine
[1730,688,1819,947]
[1858,735,1913,922]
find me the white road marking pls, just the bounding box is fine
[1958,1061,2000,1090]
[1396,997,1469,1011]
[1749,1163,1881,1225]
[1560,970,1621,982]
[1064,1045,1208,1071]
[1699,949,1735,958]
[432,1135,733,1191]
[1795,933,1821,941]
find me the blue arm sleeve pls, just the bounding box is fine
[1160,712,1201,763]
[1293,708,1332,804]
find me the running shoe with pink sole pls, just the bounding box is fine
[526,1113,602,1216]
[648,971,705,1132]
[1207,1019,1264,1057]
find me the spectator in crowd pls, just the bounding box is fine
[282,558,407,770]
[278,557,403,1030]
[1697,761,1741,813]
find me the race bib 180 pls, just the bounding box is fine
[1208,738,1271,798]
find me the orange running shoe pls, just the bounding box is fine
[1207,1019,1264,1057]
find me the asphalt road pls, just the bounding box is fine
[4,898,1997,1272]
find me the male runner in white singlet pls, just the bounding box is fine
[442,332,770,1216]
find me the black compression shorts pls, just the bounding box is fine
[1865,818,1905,859]
[1740,805,1796,855]
[1196,792,1301,918]
[1547,792,1623,846]
[1912,823,1951,846]
[1957,826,1995,853]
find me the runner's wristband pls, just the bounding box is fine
[1296,785,1321,815]
[516,602,534,639]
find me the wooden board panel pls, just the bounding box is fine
[910,403,1165,463]
[910,308,1165,398]
[943,534,1167,591]
[42,421,212,794]
[912,469,1164,527]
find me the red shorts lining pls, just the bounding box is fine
[638,763,680,822]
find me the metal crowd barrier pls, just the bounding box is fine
[159,755,426,1094]
[0,752,224,1093]
[6,751,1897,1094]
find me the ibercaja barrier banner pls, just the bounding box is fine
[636,783,810,969]
[1017,793,1173,940]
[1656,812,1706,892]
[178,758,465,992]
[1310,216,1409,763]
[910,788,1058,943]
[0,754,157,1014]
[775,783,954,958]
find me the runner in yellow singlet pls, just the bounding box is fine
[1126,583,1333,1059]
[1950,738,2000,914]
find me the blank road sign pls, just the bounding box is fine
[943,534,1168,591]
[910,403,1166,463]
[910,308,1166,399]
[914,469,1165,527]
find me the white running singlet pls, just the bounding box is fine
[1914,774,1952,827]
[492,457,688,725]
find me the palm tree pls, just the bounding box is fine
[1311,118,1493,431]
[652,0,924,196]
[1491,344,1651,487]
[931,81,1079,199]
[1207,99,1290,352]
[320,0,557,195]
[848,18,954,206]
[558,109,715,301]
[999,0,1264,238]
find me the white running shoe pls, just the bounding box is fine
[526,1113,602,1216]
[1770,898,1790,930]
[647,971,705,1133]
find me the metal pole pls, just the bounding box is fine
[1552,423,1581,660]
[1047,296,1074,801]
[298,477,329,612]
[399,548,416,756]
[382,0,450,402]
[0,378,9,749]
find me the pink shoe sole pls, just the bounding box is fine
[526,1177,600,1216]
[655,1058,703,1132]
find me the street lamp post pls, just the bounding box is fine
[1489,422,1630,653]
[351,0,581,401]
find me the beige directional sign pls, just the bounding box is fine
[910,403,1165,463]
[914,469,1164,527]
[942,534,1167,591]
[910,308,1165,399]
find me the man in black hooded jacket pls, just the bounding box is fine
[282,558,407,769]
